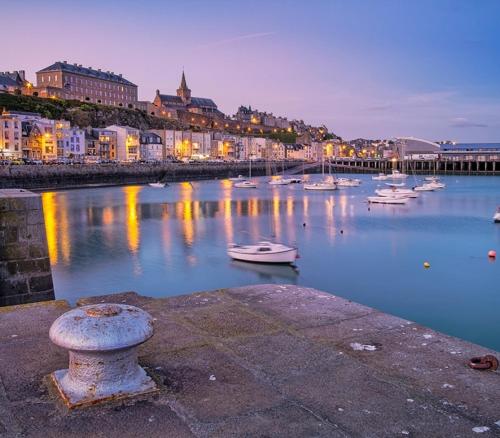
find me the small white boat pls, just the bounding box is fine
[336,178,361,187]
[385,182,405,187]
[304,181,338,191]
[227,241,298,264]
[493,207,500,223]
[269,178,291,186]
[375,189,419,198]
[148,182,166,188]
[367,196,408,205]
[424,176,440,182]
[390,170,409,179]
[288,178,302,184]
[413,184,436,192]
[229,175,246,182]
[426,181,445,189]
[234,180,257,188]
[372,173,388,181]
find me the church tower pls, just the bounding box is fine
[176,71,191,104]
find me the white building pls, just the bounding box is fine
[0,112,22,159]
[105,125,140,161]
[140,132,163,161]
[55,121,85,158]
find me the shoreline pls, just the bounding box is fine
[1,161,498,192]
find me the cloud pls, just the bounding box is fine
[406,91,457,105]
[196,32,276,50]
[450,117,488,128]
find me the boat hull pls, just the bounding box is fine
[234,182,257,188]
[228,248,298,264]
[304,184,337,191]
[368,196,408,204]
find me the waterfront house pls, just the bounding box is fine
[140,132,163,162]
[104,125,139,162]
[0,112,22,159]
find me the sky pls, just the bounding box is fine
[2,0,500,141]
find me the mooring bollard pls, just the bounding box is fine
[49,303,157,408]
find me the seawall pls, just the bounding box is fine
[0,162,297,190]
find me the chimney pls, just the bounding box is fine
[18,70,26,81]
[89,67,92,70]
[73,63,77,66]
[98,69,101,72]
[63,60,67,64]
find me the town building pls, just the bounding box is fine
[234,106,291,131]
[153,72,224,119]
[0,71,29,94]
[284,144,305,160]
[95,129,118,160]
[105,125,140,161]
[31,61,138,108]
[0,112,22,159]
[140,132,163,162]
[55,122,86,159]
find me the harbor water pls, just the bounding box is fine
[41,174,500,350]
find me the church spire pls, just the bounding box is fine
[180,70,188,90]
[177,70,191,103]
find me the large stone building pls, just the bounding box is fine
[153,72,223,119]
[31,61,138,108]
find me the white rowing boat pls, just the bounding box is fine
[227,241,298,264]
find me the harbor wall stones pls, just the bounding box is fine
[0,189,55,306]
[0,162,291,190]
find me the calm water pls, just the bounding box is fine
[42,175,500,350]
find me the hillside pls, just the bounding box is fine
[0,93,184,131]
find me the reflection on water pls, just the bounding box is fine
[231,260,299,282]
[42,175,500,351]
[124,186,141,253]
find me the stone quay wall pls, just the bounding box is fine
[0,162,299,190]
[0,189,55,306]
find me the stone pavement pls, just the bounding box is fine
[1,285,499,437]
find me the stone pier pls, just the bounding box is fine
[0,189,54,306]
[0,285,499,437]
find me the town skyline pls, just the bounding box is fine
[2,0,500,142]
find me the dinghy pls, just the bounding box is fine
[227,241,298,264]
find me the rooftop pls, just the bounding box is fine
[37,62,137,87]
[1,285,499,437]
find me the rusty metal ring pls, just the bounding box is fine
[468,355,499,371]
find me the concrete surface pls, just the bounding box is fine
[1,285,500,437]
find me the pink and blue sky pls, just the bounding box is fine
[2,0,499,141]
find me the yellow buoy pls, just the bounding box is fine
[424,262,430,269]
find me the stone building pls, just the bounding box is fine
[153,72,224,119]
[32,61,138,108]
